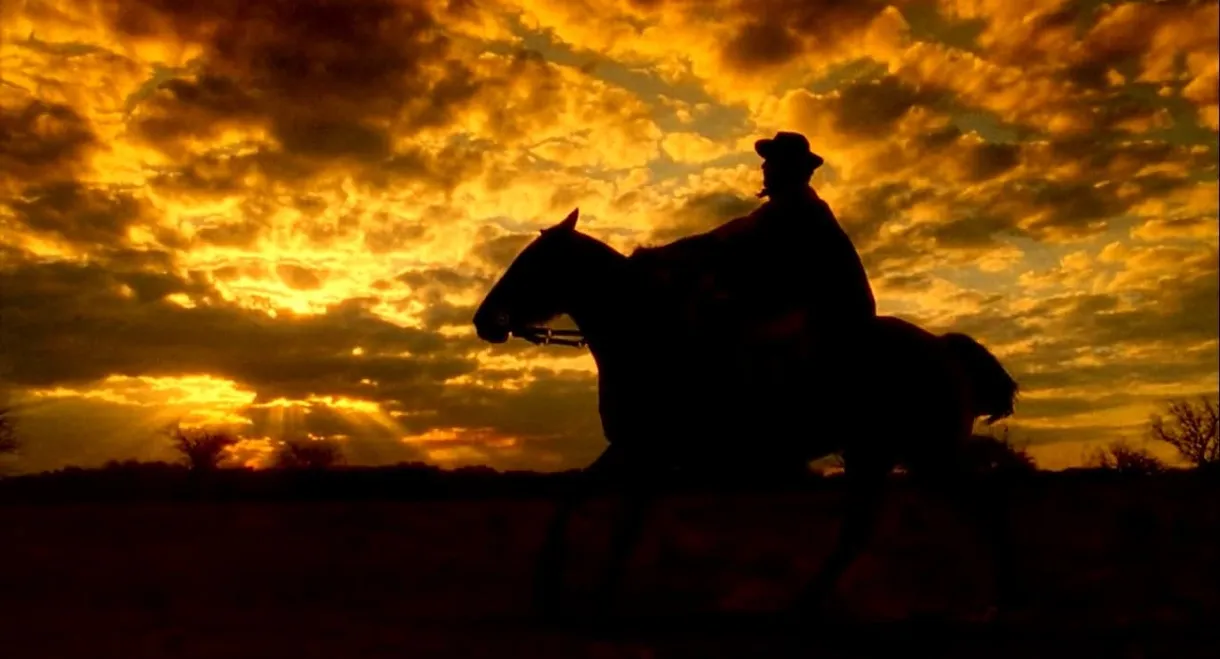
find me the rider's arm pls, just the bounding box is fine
[786,207,877,320]
[662,230,724,256]
[708,215,754,240]
[635,216,744,268]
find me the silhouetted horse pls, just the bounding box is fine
[473,209,1022,619]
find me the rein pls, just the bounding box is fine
[512,326,588,349]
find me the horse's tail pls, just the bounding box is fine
[940,332,1018,424]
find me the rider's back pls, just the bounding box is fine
[718,187,876,333]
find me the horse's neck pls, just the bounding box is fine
[563,235,640,360]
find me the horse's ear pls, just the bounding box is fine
[540,208,579,235]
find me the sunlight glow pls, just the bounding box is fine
[399,426,526,466]
[2,0,1216,472]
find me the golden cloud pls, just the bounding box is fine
[0,0,1216,474]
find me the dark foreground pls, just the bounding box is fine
[1,473,1217,658]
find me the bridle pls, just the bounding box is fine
[511,326,588,348]
[511,326,588,349]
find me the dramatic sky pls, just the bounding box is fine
[1,0,1217,473]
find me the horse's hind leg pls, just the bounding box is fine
[792,453,893,614]
[970,476,1022,617]
[908,457,1024,619]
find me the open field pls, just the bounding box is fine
[1,472,1217,658]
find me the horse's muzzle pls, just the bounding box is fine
[474,310,511,343]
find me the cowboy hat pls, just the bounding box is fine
[754,131,825,170]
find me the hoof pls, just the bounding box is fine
[777,599,848,633]
[586,587,619,619]
[531,584,563,619]
[978,600,1030,626]
[787,589,842,622]
[961,604,1000,624]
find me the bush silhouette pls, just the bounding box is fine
[273,438,345,470]
[169,426,237,471]
[1149,396,1218,469]
[963,425,1037,475]
[1085,441,1167,475]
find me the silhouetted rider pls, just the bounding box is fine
[637,131,876,353]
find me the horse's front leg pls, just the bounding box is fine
[591,464,663,615]
[533,490,580,616]
[792,453,892,615]
[533,445,623,617]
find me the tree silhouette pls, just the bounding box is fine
[1149,397,1219,468]
[169,426,237,471]
[1085,441,1166,475]
[0,407,16,456]
[273,438,345,470]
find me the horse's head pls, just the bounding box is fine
[473,208,592,344]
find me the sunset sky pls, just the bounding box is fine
[1,0,1217,473]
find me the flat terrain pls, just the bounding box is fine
[1,474,1217,657]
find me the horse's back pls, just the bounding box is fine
[593,312,986,475]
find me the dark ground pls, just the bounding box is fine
[1,472,1217,658]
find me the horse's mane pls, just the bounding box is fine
[626,234,726,291]
[625,244,682,284]
[627,241,687,264]
[571,230,630,263]
[627,244,660,260]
